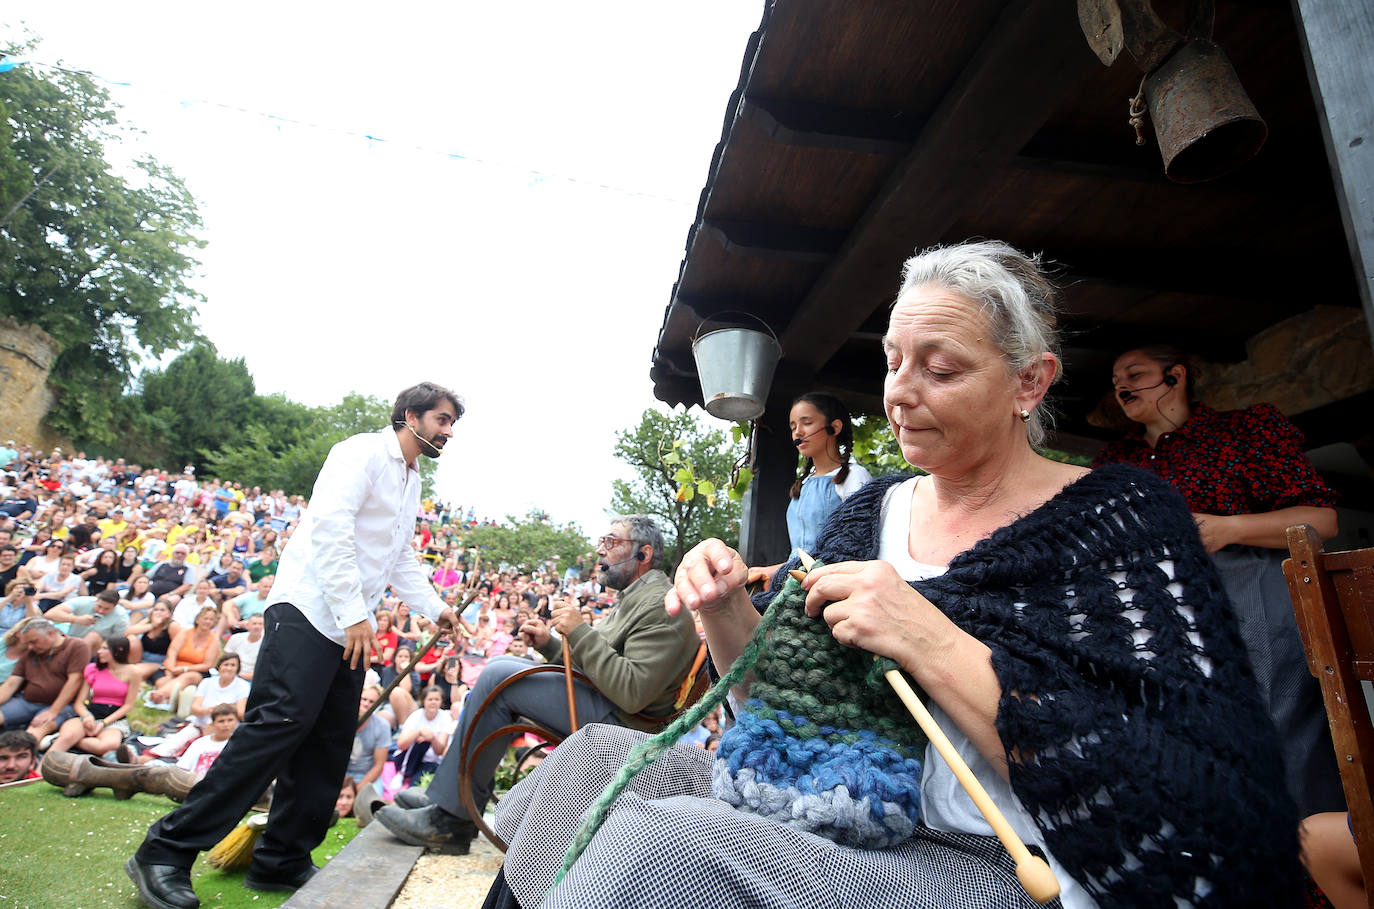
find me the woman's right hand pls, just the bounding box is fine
[666,539,749,616]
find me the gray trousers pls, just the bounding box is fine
[425,655,620,820]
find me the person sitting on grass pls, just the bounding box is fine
[0,729,39,783]
[47,589,129,653]
[126,599,181,682]
[0,618,90,738]
[223,574,274,632]
[348,685,391,795]
[335,778,358,819]
[378,646,423,730]
[142,652,249,761]
[223,613,265,684]
[47,634,140,757]
[176,704,239,778]
[394,685,452,788]
[0,580,40,640]
[149,606,220,707]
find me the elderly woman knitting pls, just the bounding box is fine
[484,241,1302,908]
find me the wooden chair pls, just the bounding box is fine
[456,642,711,850]
[1283,523,1374,896]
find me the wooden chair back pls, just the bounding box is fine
[1283,523,1374,894]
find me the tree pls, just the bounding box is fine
[461,516,590,576]
[0,45,205,446]
[137,343,256,468]
[200,392,441,497]
[610,408,741,572]
[851,413,910,477]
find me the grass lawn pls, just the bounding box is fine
[0,781,360,909]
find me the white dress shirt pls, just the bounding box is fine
[272,429,446,645]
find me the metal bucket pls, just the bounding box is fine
[1144,38,1267,183]
[691,327,781,421]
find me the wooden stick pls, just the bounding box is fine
[790,550,1058,904]
[885,669,1060,904]
[563,636,579,733]
[355,586,480,732]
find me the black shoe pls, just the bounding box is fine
[394,788,432,810]
[243,862,319,893]
[124,856,199,909]
[375,804,477,854]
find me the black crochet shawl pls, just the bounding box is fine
[757,463,1302,907]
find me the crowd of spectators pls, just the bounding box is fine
[0,439,721,805]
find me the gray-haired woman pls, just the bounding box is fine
[484,241,1302,908]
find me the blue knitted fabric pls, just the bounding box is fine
[747,464,1305,907]
[712,566,928,848]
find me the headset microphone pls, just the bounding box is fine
[402,422,444,456]
[791,424,837,447]
[1117,373,1177,402]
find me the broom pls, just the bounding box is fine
[207,813,268,870]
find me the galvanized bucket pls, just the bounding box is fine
[691,319,781,421]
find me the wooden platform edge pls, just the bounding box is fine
[283,821,424,909]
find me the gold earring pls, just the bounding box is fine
[1018,409,1031,423]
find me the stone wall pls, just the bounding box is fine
[0,318,68,452]
[1198,306,1374,413]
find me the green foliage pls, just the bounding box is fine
[610,408,741,571]
[200,392,437,497]
[138,342,257,467]
[0,44,206,444]
[850,413,912,477]
[661,420,754,505]
[462,514,591,575]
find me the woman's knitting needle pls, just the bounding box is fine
[884,668,1059,904]
[792,550,1060,906]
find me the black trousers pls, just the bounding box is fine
[138,603,363,873]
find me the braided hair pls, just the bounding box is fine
[788,392,855,499]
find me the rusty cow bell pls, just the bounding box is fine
[1079,0,1267,183]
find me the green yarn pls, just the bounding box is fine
[548,561,926,893]
[549,568,809,890]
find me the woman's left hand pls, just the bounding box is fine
[800,560,962,675]
[1192,512,1235,553]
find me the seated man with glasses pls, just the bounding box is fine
[377,514,698,854]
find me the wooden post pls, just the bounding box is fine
[738,397,797,567]
[1291,0,1374,351]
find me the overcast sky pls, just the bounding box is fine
[4,2,763,533]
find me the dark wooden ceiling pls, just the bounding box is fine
[649,0,1364,452]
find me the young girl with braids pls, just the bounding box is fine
[754,394,874,583]
[785,392,873,559]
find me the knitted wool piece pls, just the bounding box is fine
[763,465,1305,906]
[552,565,927,890]
[712,565,928,848]
[552,568,804,887]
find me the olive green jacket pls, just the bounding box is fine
[536,569,698,731]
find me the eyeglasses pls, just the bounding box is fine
[597,535,634,550]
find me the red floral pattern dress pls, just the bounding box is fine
[1092,402,1337,513]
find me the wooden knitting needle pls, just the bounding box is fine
[884,669,1059,904]
[793,550,1060,905]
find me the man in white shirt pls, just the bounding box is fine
[129,382,464,909]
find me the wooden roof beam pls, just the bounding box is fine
[778,0,1102,375]
[738,97,923,156]
[701,218,846,263]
